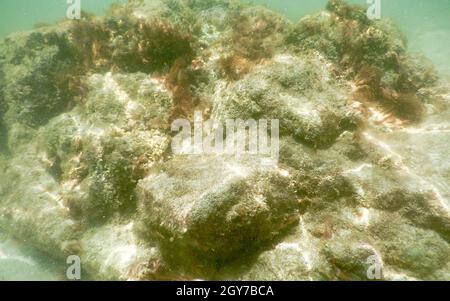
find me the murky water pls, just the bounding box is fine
[0,234,63,280]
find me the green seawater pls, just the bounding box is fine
[0,0,449,281]
[0,0,449,75]
[0,0,127,37]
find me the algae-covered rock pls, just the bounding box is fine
[213,54,361,148]
[0,0,449,281]
[322,241,379,280]
[239,242,313,281]
[135,155,299,274]
[287,0,439,123]
[288,0,405,70]
[37,72,172,224]
[80,222,163,280]
[0,31,77,127]
[369,212,450,279]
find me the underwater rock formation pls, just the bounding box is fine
[135,155,299,277]
[213,54,362,148]
[0,0,449,280]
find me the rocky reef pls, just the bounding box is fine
[0,0,449,280]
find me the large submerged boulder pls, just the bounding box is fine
[213,54,362,148]
[0,0,449,280]
[135,155,299,275]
